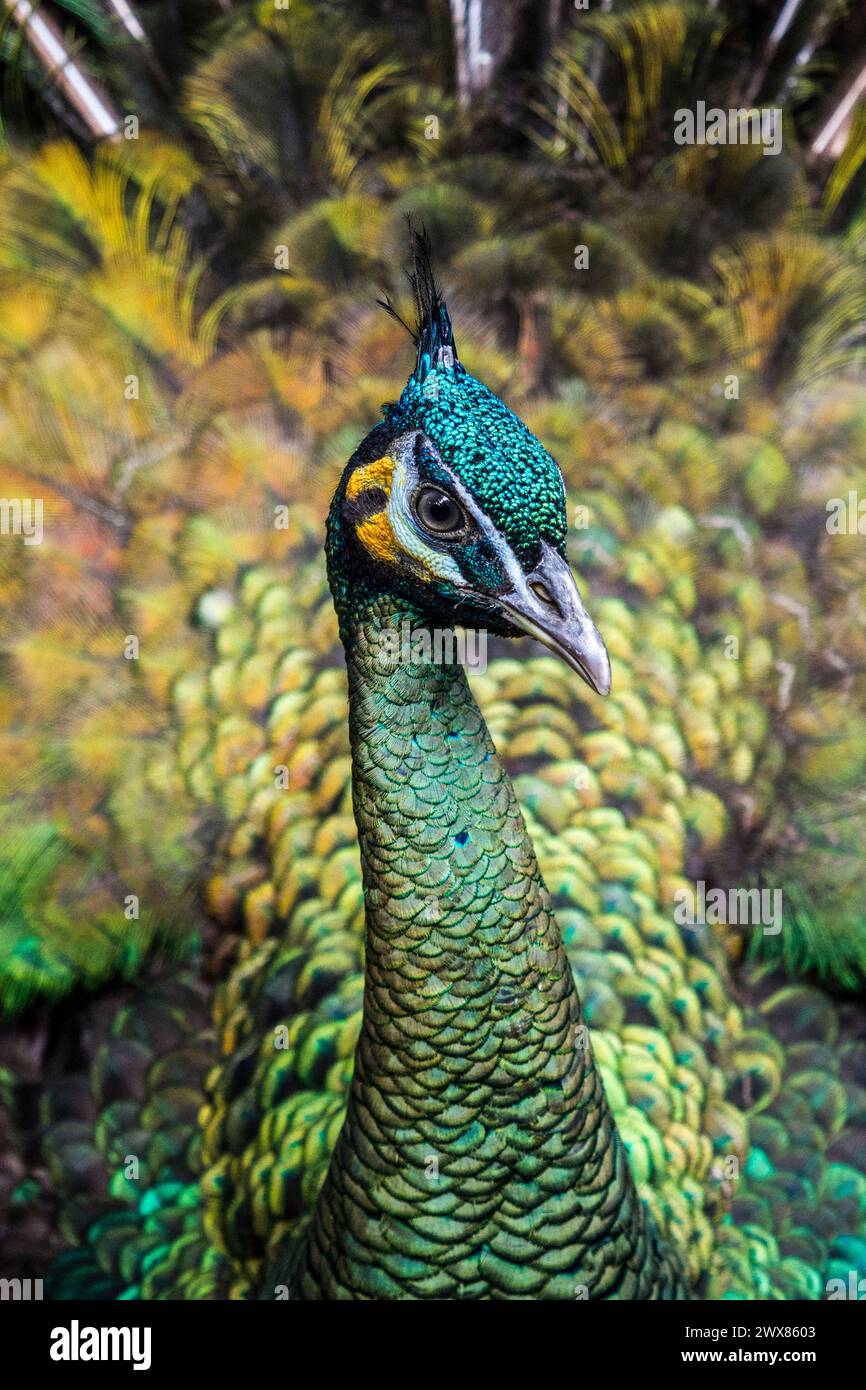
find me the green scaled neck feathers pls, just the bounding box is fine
[290,231,687,1299]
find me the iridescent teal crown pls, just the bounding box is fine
[380,227,567,568]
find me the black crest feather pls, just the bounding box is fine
[377,219,459,381]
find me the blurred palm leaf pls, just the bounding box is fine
[529,2,715,168]
[714,229,866,389]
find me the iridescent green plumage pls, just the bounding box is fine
[289,627,685,1293]
[8,296,866,1301]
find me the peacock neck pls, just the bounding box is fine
[296,586,687,1298]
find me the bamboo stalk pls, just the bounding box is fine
[5,0,120,138]
[100,0,172,92]
[811,58,866,158]
[103,0,145,43]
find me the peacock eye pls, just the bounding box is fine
[413,486,469,539]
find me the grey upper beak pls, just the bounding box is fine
[497,541,611,696]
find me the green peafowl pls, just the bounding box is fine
[2,142,866,1302]
[274,232,687,1298]
[17,219,861,1305]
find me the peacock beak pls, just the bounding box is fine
[497,541,612,696]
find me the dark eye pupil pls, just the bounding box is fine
[417,488,463,534]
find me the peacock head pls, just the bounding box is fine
[326,230,611,696]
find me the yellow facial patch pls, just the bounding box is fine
[349,454,406,569]
[347,446,461,585]
[346,455,395,502]
[356,510,401,566]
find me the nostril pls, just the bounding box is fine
[529,580,562,617]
